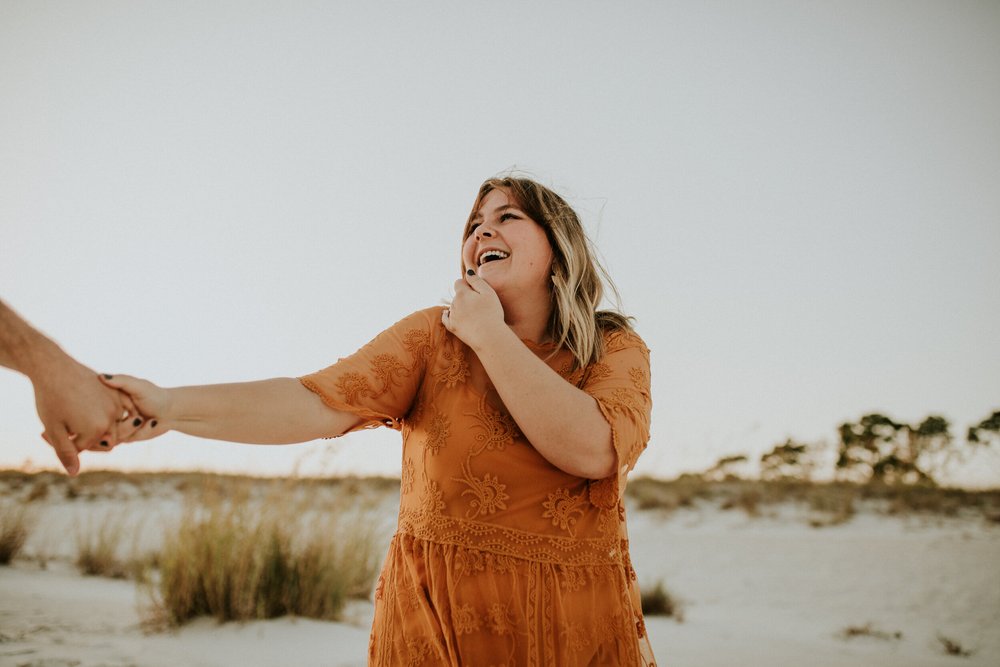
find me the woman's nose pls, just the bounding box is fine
[476,226,494,239]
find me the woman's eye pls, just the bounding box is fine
[468,223,481,234]
[499,213,517,222]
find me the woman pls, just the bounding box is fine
[105,176,657,666]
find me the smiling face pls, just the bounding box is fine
[462,187,554,300]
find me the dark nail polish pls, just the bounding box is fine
[151,420,158,428]
[100,440,109,447]
[133,417,142,427]
[102,374,113,379]
[466,269,475,276]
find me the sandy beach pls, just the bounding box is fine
[1,472,998,667]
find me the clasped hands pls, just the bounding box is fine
[34,353,169,476]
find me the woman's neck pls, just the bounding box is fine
[499,291,553,344]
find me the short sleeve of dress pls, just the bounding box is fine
[581,328,652,509]
[298,307,441,434]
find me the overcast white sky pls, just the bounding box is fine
[2,1,998,486]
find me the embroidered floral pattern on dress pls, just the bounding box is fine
[402,328,433,364]
[604,387,641,415]
[370,353,410,393]
[468,395,520,455]
[587,362,614,384]
[420,479,446,517]
[491,553,518,575]
[335,372,375,404]
[455,547,486,578]
[542,488,587,537]
[405,637,438,666]
[422,409,450,455]
[401,457,415,495]
[455,463,509,519]
[403,584,423,611]
[487,603,515,635]
[564,621,590,655]
[558,565,588,592]
[629,366,649,394]
[621,538,640,582]
[596,505,621,536]
[435,339,470,387]
[454,604,481,635]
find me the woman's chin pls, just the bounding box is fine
[475,264,502,285]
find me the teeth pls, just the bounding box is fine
[478,250,510,266]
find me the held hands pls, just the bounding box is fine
[37,370,172,474]
[30,354,143,476]
[442,270,506,351]
[97,374,172,444]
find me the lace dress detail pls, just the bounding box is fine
[300,306,657,666]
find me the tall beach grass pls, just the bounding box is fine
[150,478,383,626]
[0,502,31,564]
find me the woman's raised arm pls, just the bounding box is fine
[100,375,361,445]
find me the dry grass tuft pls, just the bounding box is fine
[149,479,382,627]
[719,487,762,516]
[0,503,31,565]
[937,634,974,657]
[838,622,902,641]
[75,513,130,578]
[26,480,50,502]
[640,580,683,621]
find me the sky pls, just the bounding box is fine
[2,1,998,487]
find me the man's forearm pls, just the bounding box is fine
[0,300,65,378]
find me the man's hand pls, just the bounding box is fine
[0,300,143,475]
[31,352,131,475]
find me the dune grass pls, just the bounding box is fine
[640,580,683,621]
[149,478,382,627]
[625,476,1000,524]
[839,622,903,641]
[937,634,974,657]
[0,502,31,565]
[74,513,130,578]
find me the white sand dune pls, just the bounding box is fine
[1,476,997,667]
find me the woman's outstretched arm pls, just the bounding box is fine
[101,375,361,444]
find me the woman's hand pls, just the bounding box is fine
[97,374,173,443]
[442,270,506,351]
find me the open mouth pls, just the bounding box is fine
[477,249,510,266]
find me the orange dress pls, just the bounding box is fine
[300,306,657,666]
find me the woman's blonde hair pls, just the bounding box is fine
[462,176,634,369]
